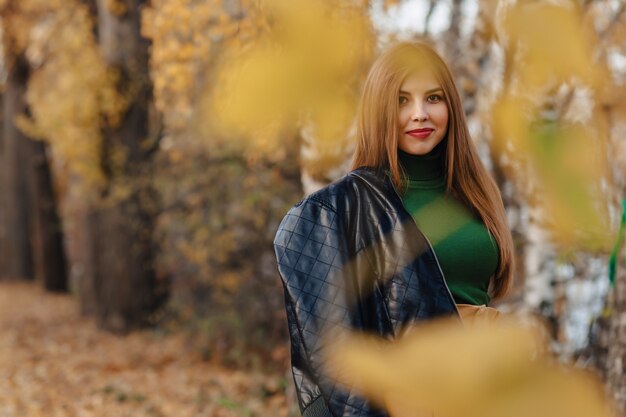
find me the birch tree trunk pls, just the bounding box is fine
[606,235,626,412]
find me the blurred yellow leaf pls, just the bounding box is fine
[492,96,612,250]
[326,317,615,417]
[492,2,614,252]
[504,3,603,90]
[207,0,374,156]
[491,94,530,155]
[528,122,611,249]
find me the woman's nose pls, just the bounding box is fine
[411,103,428,122]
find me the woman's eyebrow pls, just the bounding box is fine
[399,87,444,95]
[425,87,444,94]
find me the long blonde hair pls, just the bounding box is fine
[351,42,514,300]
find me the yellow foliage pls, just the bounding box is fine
[104,0,128,16]
[142,0,262,132]
[492,97,612,248]
[15,4,127,195]
[327,318,616,417]
[142,0,214,130]
[503,3,603,91]
[0,0,126,195]
[492,2,615,251]
[207,0,374,158]
[531,124,610,250]
[217,271,241,295]
[0,0,68,54]
[3,13,32,52]
[491,94,530,155]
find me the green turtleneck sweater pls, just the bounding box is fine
[398,143,499,306]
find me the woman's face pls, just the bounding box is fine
[397,70,449,155]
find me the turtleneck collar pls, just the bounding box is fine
[398,140,446,187]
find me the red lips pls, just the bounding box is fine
[406,128,434,138]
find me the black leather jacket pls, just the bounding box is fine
[274,167,460,417]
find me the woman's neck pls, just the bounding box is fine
[398,140,445,182]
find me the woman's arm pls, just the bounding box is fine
[274,197,387,417]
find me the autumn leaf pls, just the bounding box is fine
[326,317,616,417]
[502,3,604,91]
[491,2,614,252]
[206,0,374,156]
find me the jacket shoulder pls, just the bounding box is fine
[300,167,388,212]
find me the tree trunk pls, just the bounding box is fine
[606,240,626,413]
[28,140,68,292]
[443,0,463,69]
[90,192,163,331]
[0,54,34,280]
[83,0,165,331]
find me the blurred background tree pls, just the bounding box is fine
[0,0,625,413]
[0,0,70,292]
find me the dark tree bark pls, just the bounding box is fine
[28,141,68,292]
[81,0,166,331]
[0,47,69,290]
[0,53,34,280]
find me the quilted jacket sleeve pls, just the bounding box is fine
[274,197,388,417]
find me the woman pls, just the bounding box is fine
[273,42,514,417]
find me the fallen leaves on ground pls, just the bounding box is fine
[0,282,288,417]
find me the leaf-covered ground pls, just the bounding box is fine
[0,282,289,417]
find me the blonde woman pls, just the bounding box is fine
[274,42,514,417]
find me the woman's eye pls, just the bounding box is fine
[399,96,408,105]
[427,94,443,103]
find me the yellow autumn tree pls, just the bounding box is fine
[137,0,374,363]
[1,0,126,197]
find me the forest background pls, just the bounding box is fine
[1,0,626,416]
